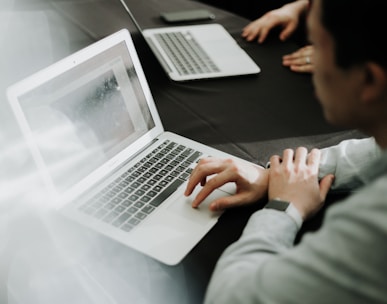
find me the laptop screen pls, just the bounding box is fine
[17,41,155,193]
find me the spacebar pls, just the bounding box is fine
[149,179,184,208]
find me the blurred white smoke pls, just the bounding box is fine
[0,1,195,303]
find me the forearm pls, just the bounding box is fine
[205,184,387,303]
[283,0,309,17]
[204,210,299,304]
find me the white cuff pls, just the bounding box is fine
[285,204,303,229]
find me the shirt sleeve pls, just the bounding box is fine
[318,137,381,191]
[204,176,387,303]
[204,209,299,304]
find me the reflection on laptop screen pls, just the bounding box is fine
[18,41,155,193]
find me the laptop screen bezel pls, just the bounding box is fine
[6,29,165,206]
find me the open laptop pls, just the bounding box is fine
[118,0,261,81]
[6,29,246,265]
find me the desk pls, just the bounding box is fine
[52,0,364,162]
[1,0,364,303]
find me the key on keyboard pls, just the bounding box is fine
[79,140,202,232]
[155,31,220,75]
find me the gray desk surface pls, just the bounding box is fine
[0,1,364,303]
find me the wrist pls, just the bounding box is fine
[287,0,309,16]
[264,199,303,229]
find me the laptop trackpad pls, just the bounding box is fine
[167,187,227,225]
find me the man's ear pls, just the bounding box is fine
[361,62,387,105]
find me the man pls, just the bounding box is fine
[185,0,387,302]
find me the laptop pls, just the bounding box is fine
[6,29,245,265]
[118,0,261,81]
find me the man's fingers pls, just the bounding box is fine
[209,192,255,211]
[319,174,335,201]
[282,149,294,166]
[269,154,282,167]
[294,147,308,166]
[191,185,214,208]
[191,172,232,208]
[307,148,321,165]
[185,158,218,196]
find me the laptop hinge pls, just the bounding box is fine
[124,138,160,166]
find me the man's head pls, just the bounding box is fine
[308,0,387,147]
[319,0,387,71]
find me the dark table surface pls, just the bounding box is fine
[52,0,364,160]
[1,0,365,303]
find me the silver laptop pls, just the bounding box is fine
[6,29,244,265]
[118,0,261,81]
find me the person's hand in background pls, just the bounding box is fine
[242,0,309,43]
[282,45,314,73]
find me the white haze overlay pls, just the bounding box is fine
[0,1,199,303]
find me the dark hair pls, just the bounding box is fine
[318,0,387,70]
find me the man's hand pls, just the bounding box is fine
[268,147,334,220]
[185,157,269,211]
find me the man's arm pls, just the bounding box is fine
[186,138,380,211]
[204,210,299,304]
[205,174,387,304]
[319,137,381,191]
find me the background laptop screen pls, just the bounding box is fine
[18,41,155,193]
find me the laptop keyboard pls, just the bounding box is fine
[79,140,202,232]
[154,31,220,76]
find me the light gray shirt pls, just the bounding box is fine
[205,137,387,304]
